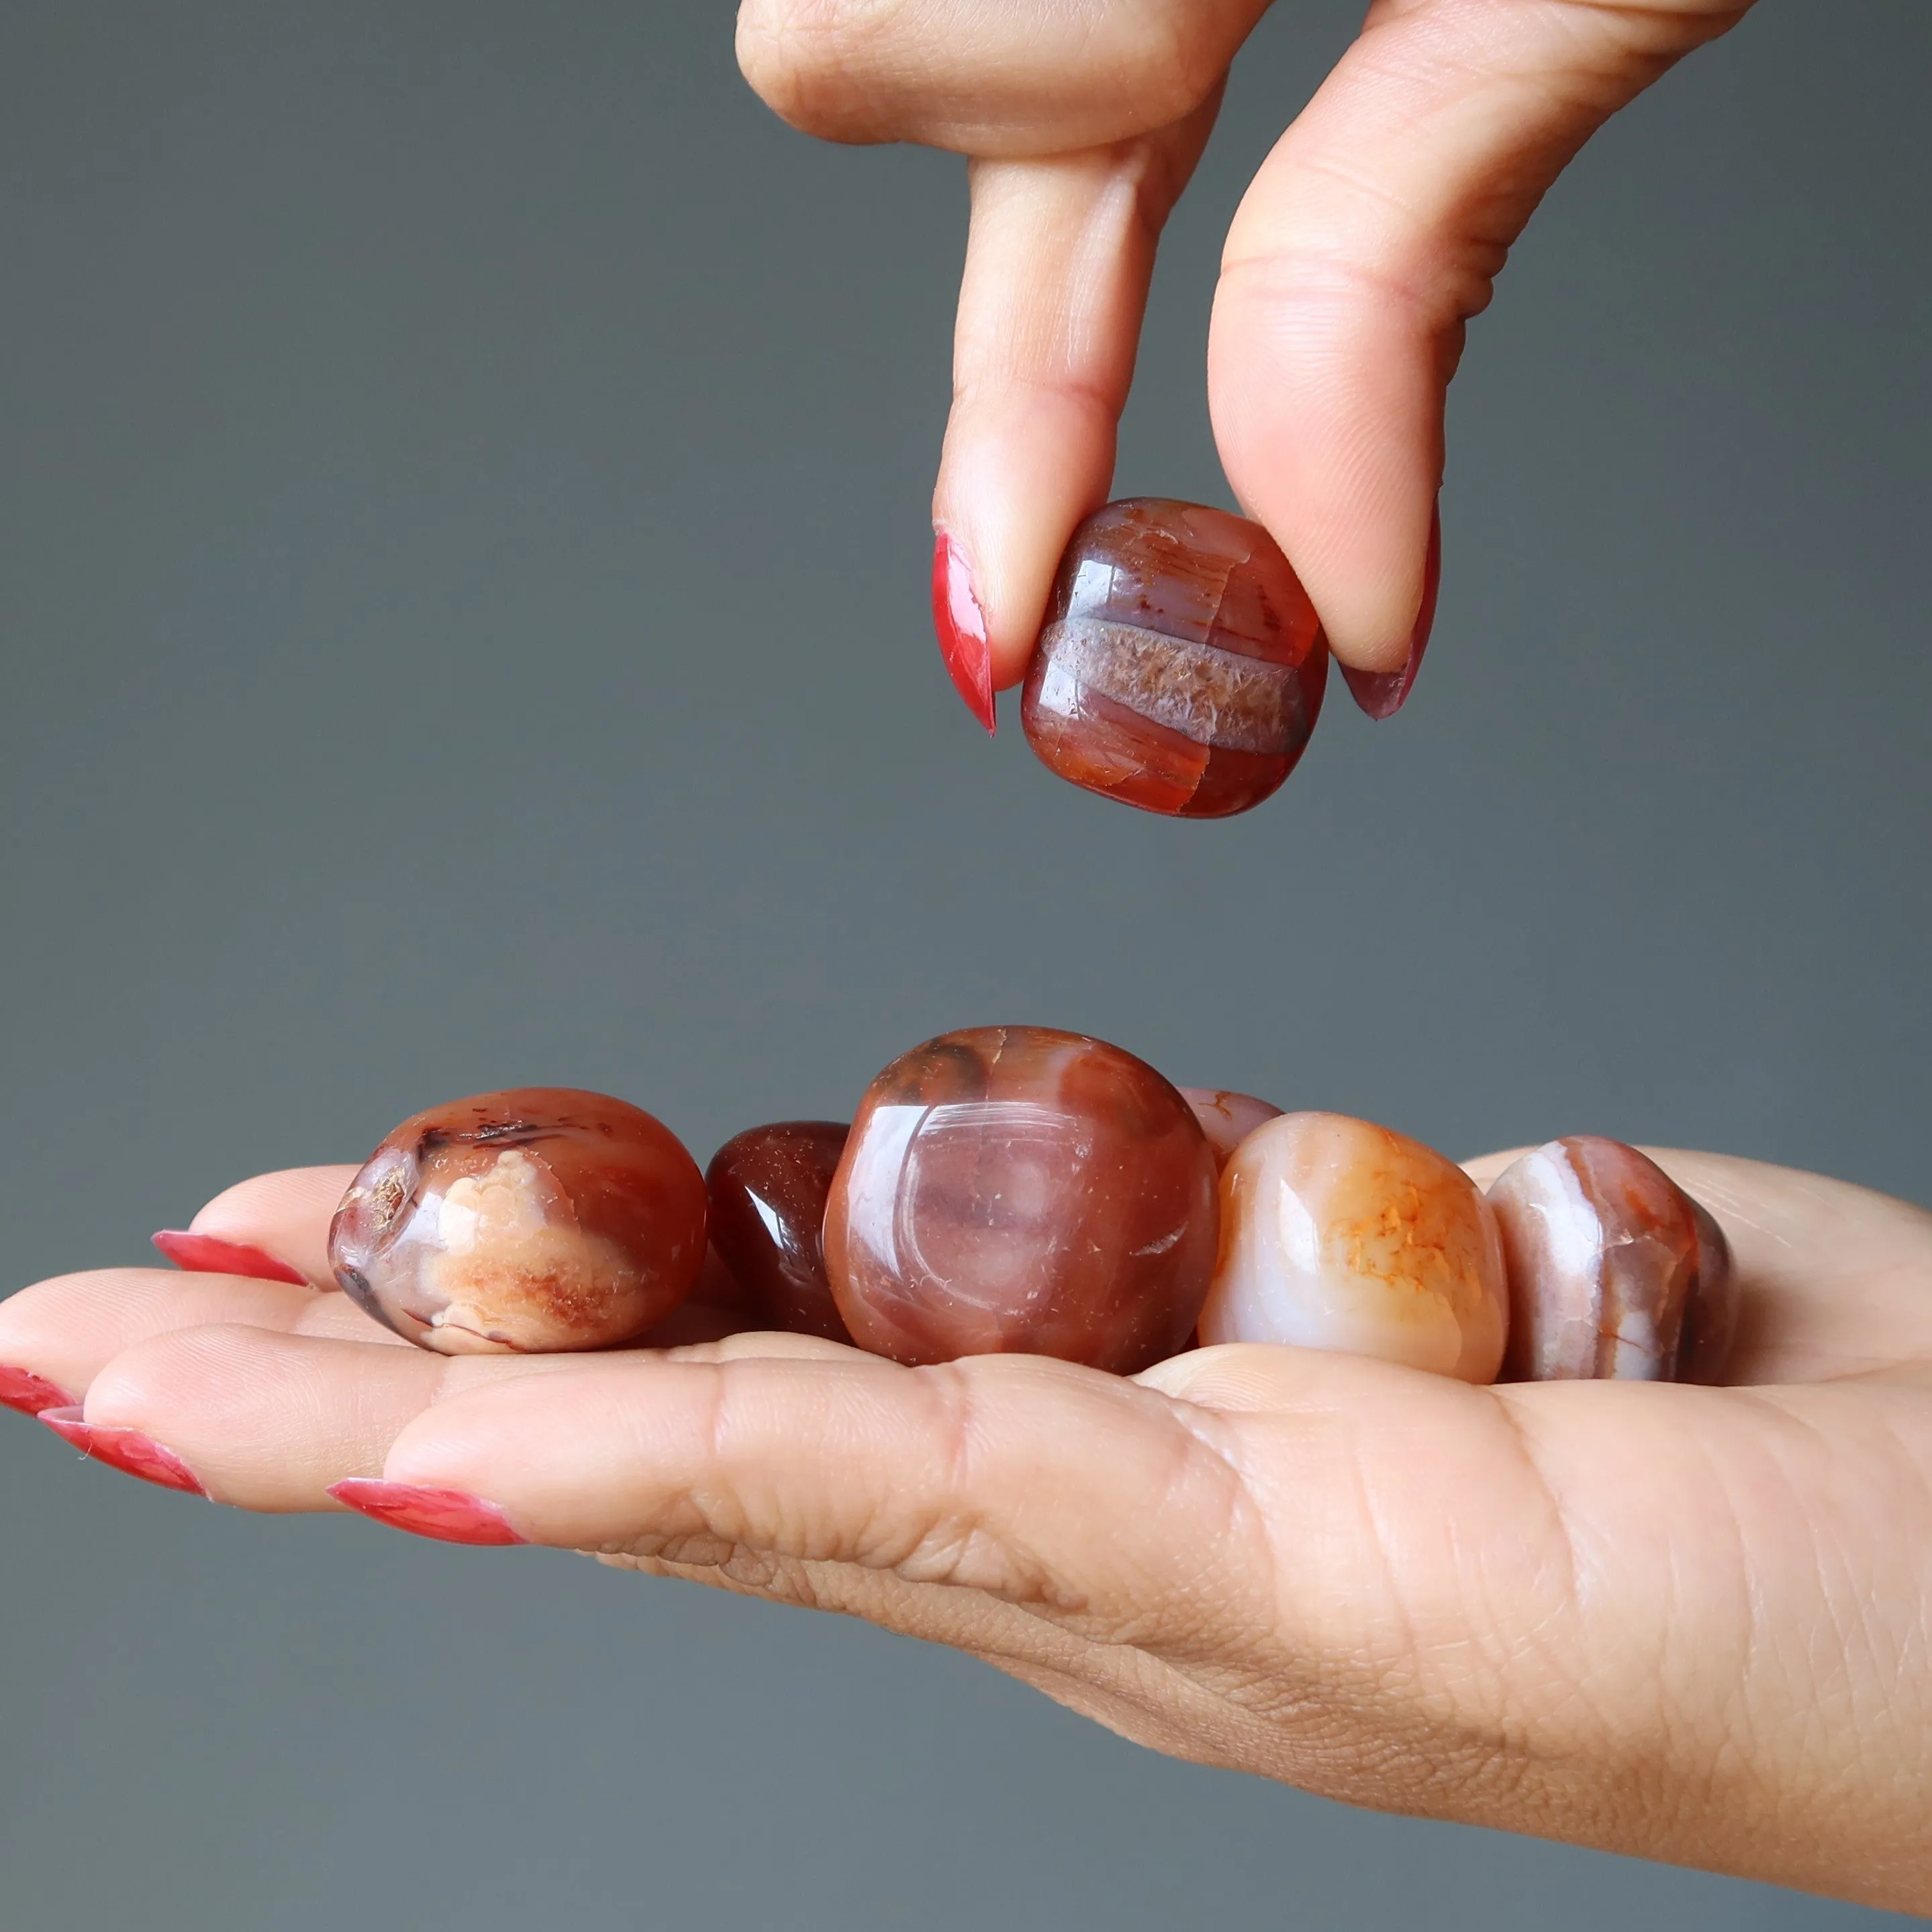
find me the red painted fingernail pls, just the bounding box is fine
[152,1230,307,1286]
[0,1365,78,1416]
[328,1479,527,1547]
[39,1407,206,1496]
[932,531,996,734]
[1341,501,1441,722]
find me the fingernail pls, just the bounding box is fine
[1341,501,1441,722]
[0,1365,78,1416]
[39,1407,206,1496]
[328,1479,527,1547]
[932,531,997,734]
[152,1230,307,1286]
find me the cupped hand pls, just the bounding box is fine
[736,0,1757,714]
[3,1150,1929,1912]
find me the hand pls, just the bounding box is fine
[736,0,1757,716]
[3,1147,1929,1912]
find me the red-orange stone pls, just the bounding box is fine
[824,1027,1218,1373]
[706,1120,853,1343]
[330,1088,708,1354]
[1021,499,1329,817]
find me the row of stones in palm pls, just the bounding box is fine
[327,1030,1733,1386]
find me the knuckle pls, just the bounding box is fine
[735,0,904,140]
[1121,11,1231,128]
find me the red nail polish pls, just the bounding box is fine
[932,532,997,734]
[152,1230,307,1286]
[328,1479,527,1546]
[0,1365,78,1416]
[39,1408,206,1496]
[1341,502,1441,722]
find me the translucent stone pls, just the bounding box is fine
[1179,1088,1285,1171]
[1488,1137,1737,1383]
[706,1120,852,1343]
[1021,499,1329,817]
[1200,1112,1508,1383]
[330,1088,707,1354]
[825,1026,1218,1373]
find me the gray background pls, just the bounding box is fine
[1,2,1925,1926]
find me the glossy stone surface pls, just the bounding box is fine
[330,1088,708,1355]
[1678,1198,1739,1384]
[1179,1088,1285,1171]
[825,1026,1218,1373]
[1200,1112,1508,1382]
[1021,499,1329,818]
[1489,1137,1737,1384]
[706,1120,853,1343]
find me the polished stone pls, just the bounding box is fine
[1489,1137,1736,1383]
[1677,1197,1739,1384]
[330,1087,708,1354]
[825,1026,1218,1372]
[1179,1088,1284,1171]
[1200,1112,1508,1382]
[1021,499,1329,817]
[706,1120,852,1342]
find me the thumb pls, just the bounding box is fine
[1210,0,1753,710]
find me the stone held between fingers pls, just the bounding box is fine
[1021,498,1329,818]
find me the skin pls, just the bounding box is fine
[9,2,1914,1910]
[1,1149,1928,1910]
[734,0,1759,680]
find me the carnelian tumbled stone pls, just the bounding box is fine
[706,1120,853,1343]
[330,1088,708,1354]
[1488,1137,1737,1384]
[825,1026,1218,1373]
[1199,1112,1509,1383]
[1179,1087,1285,1171]
[1022,499,1329,817]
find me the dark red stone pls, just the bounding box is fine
[824,1027,1218,1373]
[1021,499,1329,817]
[706,1120,853,1343]
[330,1088,707,1354]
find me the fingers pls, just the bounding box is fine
[74,1326,469,1506]
[736,0,1264,156]
[36,1324,860,1510]
[738,2,1250,704]
[367,1349,1263,1631]
[174,1164,358,1288]
[1210,0,1754,679]
[0,1264,401,1408]
[934,102,1220,698]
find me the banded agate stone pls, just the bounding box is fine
[330,1088,708,1354]
[1179,1088,1285,1171]
[706,1120,853,1343]
[1200,1112,1509,1383]
[825,1026,1218,1373]
[1021,499,1329,817]
[1488,1137,1737,1383]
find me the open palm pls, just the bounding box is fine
[3,1148,1929,1911]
